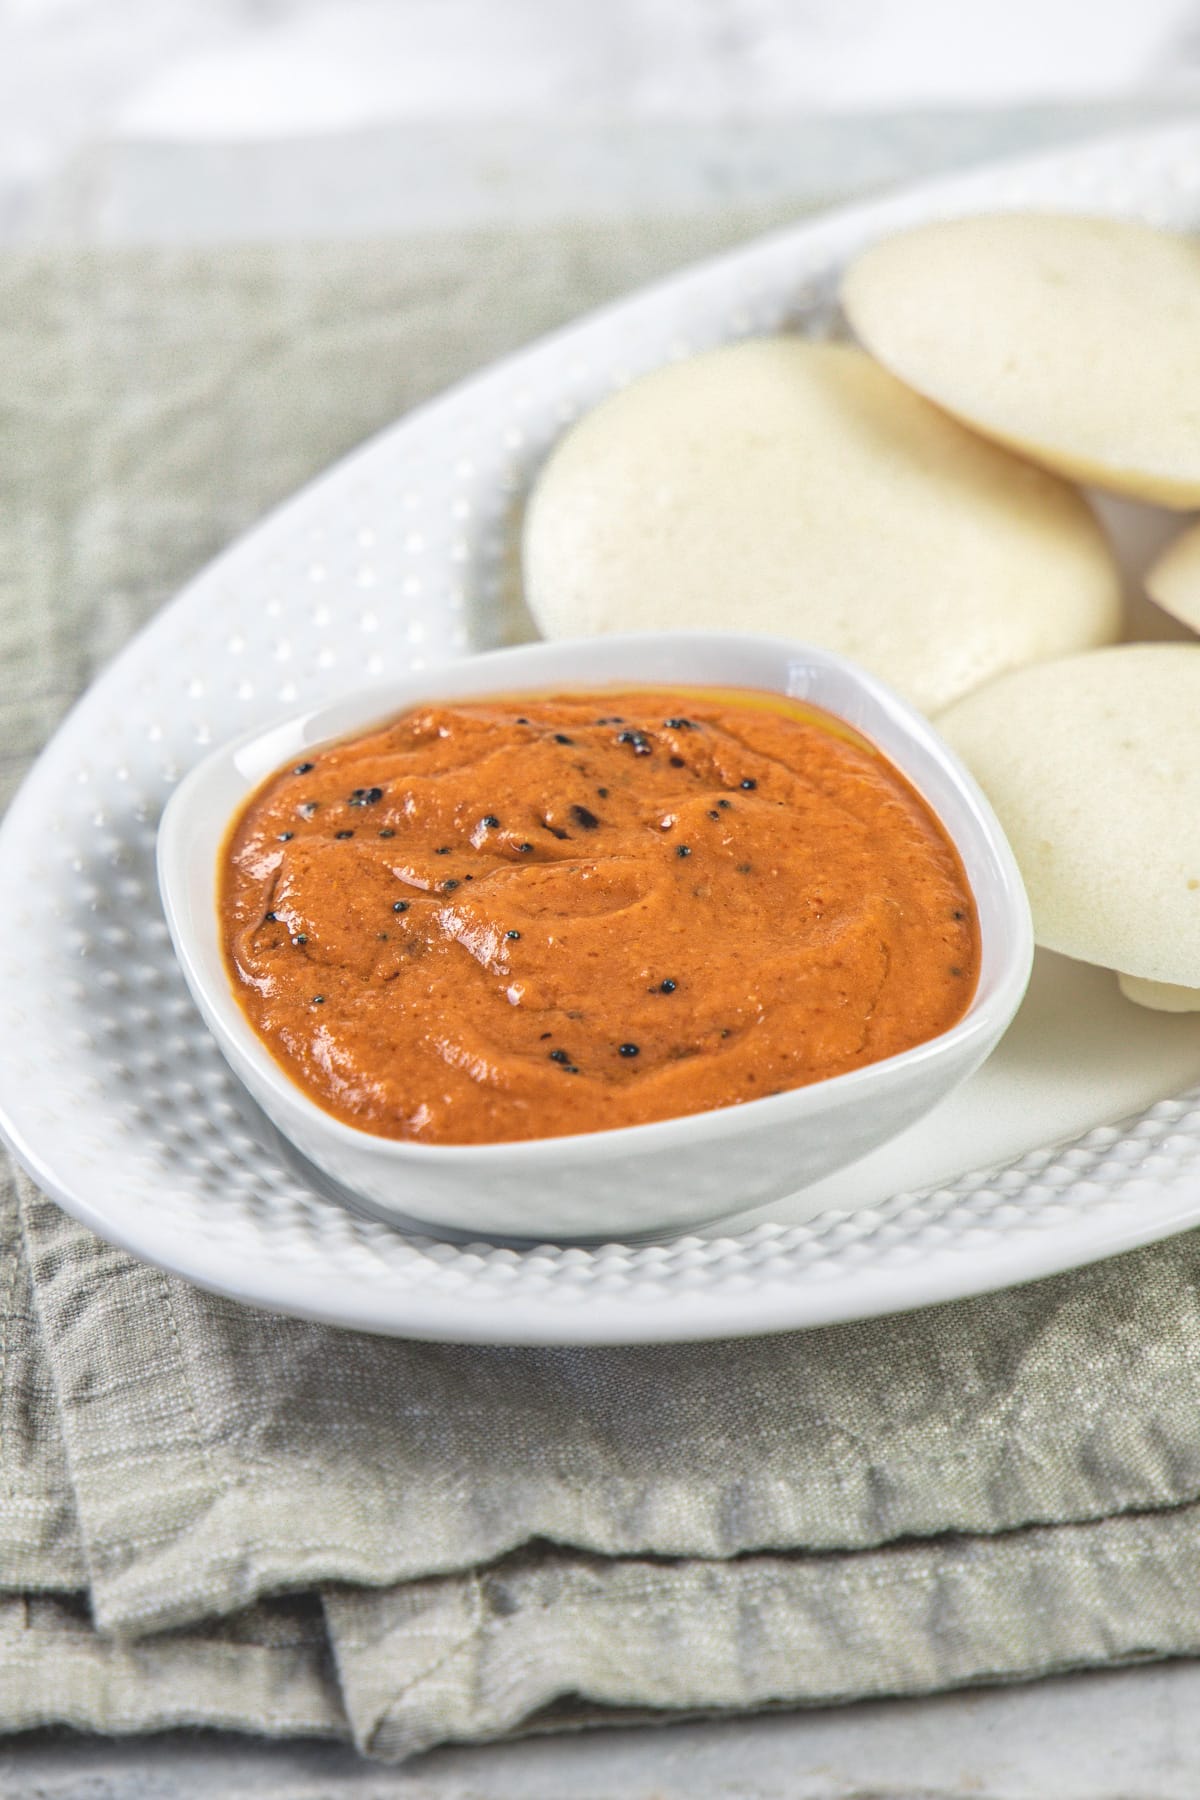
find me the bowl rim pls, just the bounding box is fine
[156,629,1034,1166]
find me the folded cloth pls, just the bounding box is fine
[6,227,1200,1762]
[13,1163,1200,1759]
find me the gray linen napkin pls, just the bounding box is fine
[15,1161,1200,1757]
[7,228,1200,1761]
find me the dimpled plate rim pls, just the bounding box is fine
[2,122,1200,1345]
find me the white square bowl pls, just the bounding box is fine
[156,631,1033,1240]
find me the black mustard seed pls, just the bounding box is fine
[293,762,314,774]
[334,829,354,839]
[618,1042,640,1058]
[740,778,757,790]
[570,805,601,830]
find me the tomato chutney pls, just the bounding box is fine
[219,687,980,1144]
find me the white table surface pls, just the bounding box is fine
[9,1658,1200,1797]
[4,3,1200,1793]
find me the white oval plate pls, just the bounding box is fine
[4,123,1200,1345]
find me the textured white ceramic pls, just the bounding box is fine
[157,632,1032,1240]
[4,123,1200,1340]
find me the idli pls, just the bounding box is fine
[843,214,1200,508]
[938,644,1200,990]
[524,338,1120,715]
[1117,975,1200,1013]
[1146,518,1200,634]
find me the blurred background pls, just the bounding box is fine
[3,0,1198,243]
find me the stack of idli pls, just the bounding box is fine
[523,211,1200,1009]
[842,214,1200,1010]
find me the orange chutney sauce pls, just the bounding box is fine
[219,687,980,1145]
